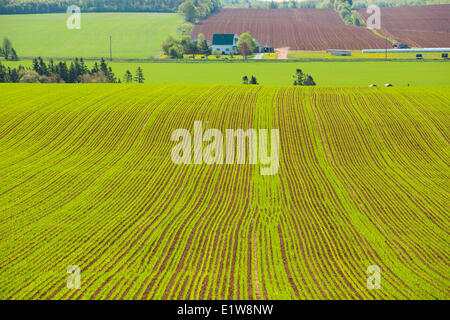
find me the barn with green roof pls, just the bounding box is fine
[212,34,239,55]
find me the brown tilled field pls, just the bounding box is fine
[192,8,386,50]
[358,4,450,47]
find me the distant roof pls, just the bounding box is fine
[212,34,236,45]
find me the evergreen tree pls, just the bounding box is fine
[100,58,108,75]
[303,75,316,86]
[108,66,116,82]
[293,68,304,85]
[8,67,20,83]
[92,62,99,74]
[124,70,133,83]
[0,62,8,82]
[2,38,12,60]
[134,67,145,83]
[57,62,69,83]
[69,62,77,83]
[80,58,88,75]
[38,57,49,76]
[242,75,249,85]
[32,58,40,74]
[48,59,55,74]
[250,75,258,85]
[10,48,19,61]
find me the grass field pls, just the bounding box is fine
[0,84,448,299]
[2,60,450,87]
[288,50,449,60]
[0,13,182,59]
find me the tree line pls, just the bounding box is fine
[330,0,362,26]
[178,0,221,23]
[0,0,188,14]
[0,57,148,84]
[352,0,449,8]
[221,0,448,8]
[162,34,212,58]
[221,1,317,8]
[241,69,316,86]
[0,57,115,83]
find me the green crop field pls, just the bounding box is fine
[0,13,182,59]
[2,60,450,87]
[0,84,448,299]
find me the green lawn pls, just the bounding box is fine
[2,60,450,87]
[0,13,182,59]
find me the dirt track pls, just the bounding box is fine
[276,47,289,60]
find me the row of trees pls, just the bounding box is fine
[222,0,440,9]
[32,57,117,83]
[240,69,316,86]
[242,75,258,85]
[0,0,188,14]
[330,0,362,26]
[221,0,318,8]
[0,57,118,83]
[178,0,221,23]
[162,34,211,58]
[352,0,449,9]
[0,58,149,83]
[0,38,19,61]
[123,68,145,83]
[2,0,441,14]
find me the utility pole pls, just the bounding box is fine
[110,35,112,61]
[385,36,387,61]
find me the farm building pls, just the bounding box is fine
[254,40,274,53]
[212,34,239,55]
[326,49,352,56]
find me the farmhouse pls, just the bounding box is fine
[212,34,239,55]
[212,33,274,55]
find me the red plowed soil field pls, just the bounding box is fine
[358,4,450,47]
[192,8,387,50]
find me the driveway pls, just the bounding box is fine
[275,47,289,60]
